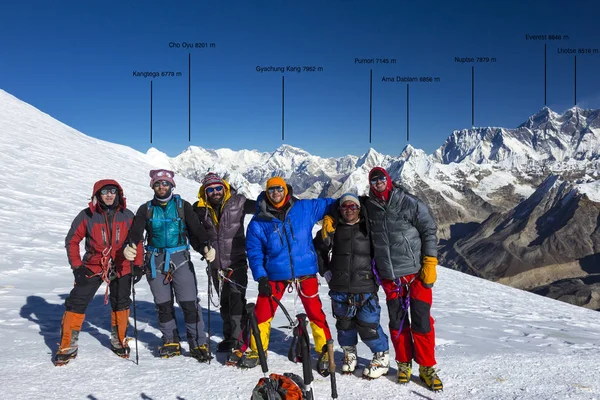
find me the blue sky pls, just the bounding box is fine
[2,0,599,158]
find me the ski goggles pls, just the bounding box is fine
[206,185,224,194]
[340,203,359,211]
[267,186,285,194]
[153,180,171,188]
[370,175,387,185]
[100,188,117,195]
[154,170,174,178]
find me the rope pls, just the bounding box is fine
[98,246,115,305]
[294,277,318,299]
[206,267,220,308]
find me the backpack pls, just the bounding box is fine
[145,194,187,246]
[251,373,308,400]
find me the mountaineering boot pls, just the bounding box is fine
[419,365,443,392]
[341,345,357,374]
[159,342,181,358]
[226,348,244,366]
[217,339,235,353]
[190,344,212,363]
[54,311,85,366]
[239,350,261,369]
[110,309,130,358]
[396,361,412,384]
[362,350,390,379]
[317,345,330,377]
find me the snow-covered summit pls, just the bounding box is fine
[434,107,600,167]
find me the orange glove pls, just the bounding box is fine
[321,215,336,240]
[419,256,438,288]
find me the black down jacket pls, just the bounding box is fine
[314,199,378,293]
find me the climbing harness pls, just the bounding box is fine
[372,259,414,339]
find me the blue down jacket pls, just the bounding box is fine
[246,191,336,281]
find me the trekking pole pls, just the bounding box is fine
[297,313,315,400]
[246,303,269,374]
[326,338,337,399]
[130,261,139,365]
[206,262,212,365]
[246,303,279,400]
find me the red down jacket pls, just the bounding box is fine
[65,179,143,277]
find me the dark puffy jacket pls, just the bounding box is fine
[365,183,438,280]
[65,179,143,277]
[192,181,255,271]
[246,187,336,281]
[314,203,377,293]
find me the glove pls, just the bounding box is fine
[321,215,336,240]
[419,256,438,288]
[132,265,145,284]
[257,277,272,297]
[73,266,92,285]
[123,244,137,261]
[323,270,333,283]
[203,246,216,263]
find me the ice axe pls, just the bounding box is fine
[270,295,297,329]
[326,339,337,399]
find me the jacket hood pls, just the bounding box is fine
[196,179,234,227]
[89,179,126,212]
[197,179,232,206]
[368,167,393,202]
[256,184,295,219]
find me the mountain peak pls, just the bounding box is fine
[356,148,384,168]
[400,144,417,157]
[517,107,560,129]
[275,144,308,155]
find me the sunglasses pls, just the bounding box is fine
[154,170,173,178]
[206,185,224,194]
[340,204,359,211]
[267,186,285,194]
[370,176,387,185]
[100,188,117,195]
[153,180,171,188]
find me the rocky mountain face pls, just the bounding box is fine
[439,175,600,309]
[159,107,600,310]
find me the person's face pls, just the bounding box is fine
[205,184,224,204]
[267,185,285,204]
[340,201,359,223]
[99,187,117,206]
[153,180,171,197]
[370,175,387,193]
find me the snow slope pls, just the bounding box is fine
[1,89,600,399]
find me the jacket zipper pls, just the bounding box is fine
[282,219,296,280]
[101,210,110,247]
[164,206,168,248]
[370,196,395,279]
[348,224,354,292]
[215,205,221,268]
